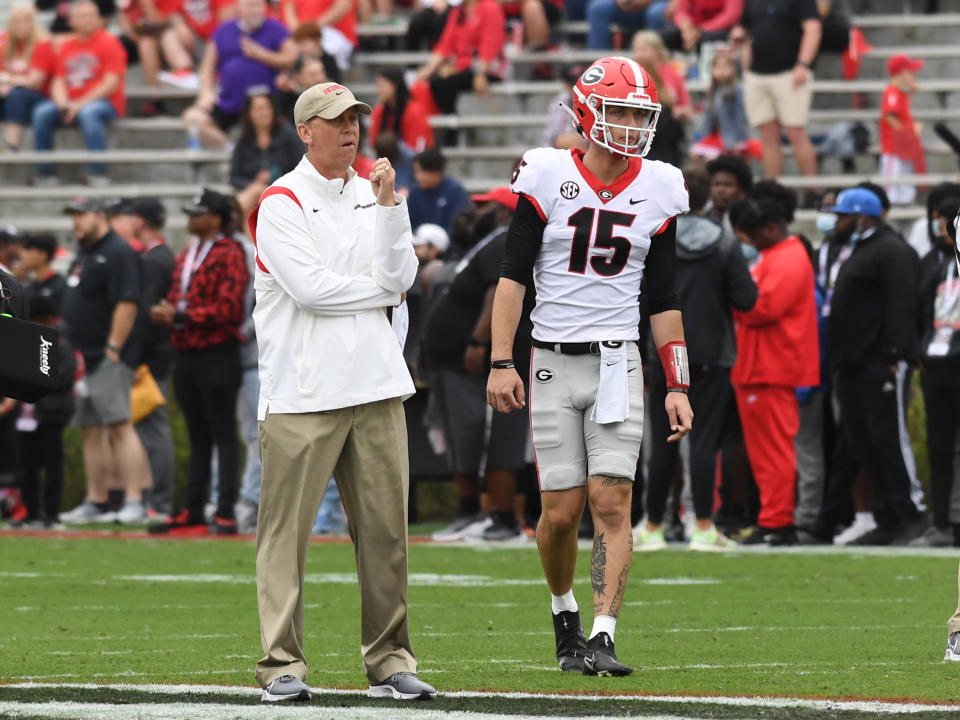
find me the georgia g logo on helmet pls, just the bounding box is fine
[569,56,662,159]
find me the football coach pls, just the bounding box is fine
[248,81,435,702]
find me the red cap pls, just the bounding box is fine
[471,187,519,211]
[887,54,924,76]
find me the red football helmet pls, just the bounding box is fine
[567,56,661,158]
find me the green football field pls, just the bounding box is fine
[2,533,960,719]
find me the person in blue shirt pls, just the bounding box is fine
[407,147,470,247]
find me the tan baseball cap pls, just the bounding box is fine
[294,82,372,125]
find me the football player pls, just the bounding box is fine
[487,56,693,676]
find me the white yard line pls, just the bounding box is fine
[0,701,700,720]
[2,683,959,715]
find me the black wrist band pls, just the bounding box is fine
[106,343,121,353]
[490,359,515,369]
[667,387,688,394]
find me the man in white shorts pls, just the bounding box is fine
[487,56,693,677]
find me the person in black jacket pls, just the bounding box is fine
[130,197,177,521]
[825,187,927,545]
[230,90,303,220]
[0,231,28,488]
[13,295,78,528]
[637,166,758,551]
[20,235,66,314]
[914,195,960,547]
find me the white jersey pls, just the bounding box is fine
[511,147,689,343]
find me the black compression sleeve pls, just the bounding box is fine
[500,194,546,283]
[645,218,682,315]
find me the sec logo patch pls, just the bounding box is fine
[535,368,554,383]
[560,181,580,199]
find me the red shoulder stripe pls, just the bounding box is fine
[248,186,303,274]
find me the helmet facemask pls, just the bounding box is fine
[588,96,660,158]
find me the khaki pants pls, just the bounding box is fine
[949,562,960,635]
[254,397,417,687]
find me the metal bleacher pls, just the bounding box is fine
[2,2,959,239]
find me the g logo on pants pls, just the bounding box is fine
[535,368,554,383]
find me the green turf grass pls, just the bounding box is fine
[1,536,959,704]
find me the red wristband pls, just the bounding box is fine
[657,341,690,391]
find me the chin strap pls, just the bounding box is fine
[657,341,690,393]
[558,102,583,136]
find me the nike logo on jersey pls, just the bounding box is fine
[628,198,647,205]
[313,208,320,213]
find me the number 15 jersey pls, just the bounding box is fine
[511,147,689,343]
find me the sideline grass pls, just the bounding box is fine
[1,536,959,706]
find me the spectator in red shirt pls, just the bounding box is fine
[1,4,57,151]
[117,0,187,107]
[880,54,926,206]
[148,188,249,536]
[729,188,819,546]
[416,0,505,124]
[280,0,356,71]
[370,67,434,155]
[31,1,127,186]
[660,0,744,52]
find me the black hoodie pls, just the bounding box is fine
[673,214,758,367]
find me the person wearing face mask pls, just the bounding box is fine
[729,192,820,546]
[825,187,927,546]
[914,195,960,548]
[906,183,960,260]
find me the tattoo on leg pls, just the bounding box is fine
[610,564,629,617]
[591,531,607,612]
[600,475,633,487]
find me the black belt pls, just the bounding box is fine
[531,339,626,355]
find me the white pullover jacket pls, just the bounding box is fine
[251,156,418,420]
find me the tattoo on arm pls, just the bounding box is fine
[591,531,607,613]
[600,475,633,486]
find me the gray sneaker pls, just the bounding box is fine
[909,525,954,547]
[261,675,311,702]
[431,511,486,541]
[368,672,437,700]
[945,632,960,662]
[61,499,115,524]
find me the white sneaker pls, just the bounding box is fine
[115,499,147,524]
[633,525,667,551]
[945,632,960,661]
[461,516,493,539]
[158,69,200,90]
[834,514,877,545]
[61,499,115,524]
[688,525,732,552]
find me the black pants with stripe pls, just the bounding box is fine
[834,363,923,531]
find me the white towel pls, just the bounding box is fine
[392,301,410,350]
[591,342,629,424]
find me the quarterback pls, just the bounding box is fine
[487,56,693,676]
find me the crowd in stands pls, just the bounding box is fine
[2,0,960,548]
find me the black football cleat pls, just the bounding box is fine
[552,610,587,672]
[582,632,633,677]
